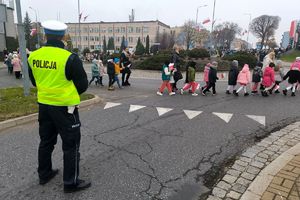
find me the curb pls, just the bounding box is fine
[208,122,300,200]
[0,95,102,132]
[241,142,300,200]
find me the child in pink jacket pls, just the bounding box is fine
[235,64,251,96]
[201,63,211,91]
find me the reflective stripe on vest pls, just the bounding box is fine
[28,46,80,106]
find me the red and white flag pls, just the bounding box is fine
[202,18,210,24]
[30,28,37,36]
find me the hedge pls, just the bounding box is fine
[187,48,210,59]
[223,52,257,69]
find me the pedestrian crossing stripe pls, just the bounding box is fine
[129,105,146,113]
[156,107,173,116]
[246,115,266,126]
[104,102,122,110]
[212,112,233,123]
[183,110,203,120]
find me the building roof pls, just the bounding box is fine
[66,20,170,28]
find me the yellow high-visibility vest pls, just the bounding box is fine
[28,46,80,106]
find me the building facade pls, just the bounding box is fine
[281,31,290,49]
[0,0,17,53]
[66,20,170,51]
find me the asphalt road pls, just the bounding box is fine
[1,67,300,200]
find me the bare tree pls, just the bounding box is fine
[194,29,210,48]
[182,20,196,50]
[250,15,280,49]
[159,32,175,50]
[266,38,278,49]
[212,22,241,50]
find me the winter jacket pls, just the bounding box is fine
[252,66,263,83]
[114,63,121,75]
[275,68,285,82]
[209,67,218,83]
[204,65,210,82]
[91,62,100,77]
[162,64,171,81]
[171,51,182,81]
[187,67,196,82]
[237,64,251,85]
[283,69,300,84]
[107,61,115,75]
[290,60,300,71]
[12,57,22,72]
[228,65,239,85]
[262,66,275,87]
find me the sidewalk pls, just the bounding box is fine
[208,122,300,200]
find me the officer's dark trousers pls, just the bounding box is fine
[38,104,81,185]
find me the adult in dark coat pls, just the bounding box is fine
[226,60,239,94]
[171,45,183,91]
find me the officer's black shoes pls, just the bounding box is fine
[39,169,59,185]
[64,179,91,193]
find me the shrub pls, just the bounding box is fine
[187,48,210,59]
[133,53,170,70]
[223,51,257,69]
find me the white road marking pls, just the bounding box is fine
[129,105,146,113]
[246,115,266,126]
[183,110,203,120]
[212,112,233,123]
[156,107,173,116]
[104,102,122,110]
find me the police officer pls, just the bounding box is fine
[28,20,91,193]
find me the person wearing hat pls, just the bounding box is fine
[27,20,91,193]
[120,47,132,86]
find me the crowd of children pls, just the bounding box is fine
[3,53,22,79]
[157,57,300,97]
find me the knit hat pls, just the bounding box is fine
[232,60,238,67]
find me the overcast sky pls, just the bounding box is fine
[9,0,300,46]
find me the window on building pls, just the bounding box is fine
[90,36,94,41]
[90,45,95,49]
[108,27,113,33]
[95,36,99,41]
[143,27,149,33]
[128,27,134,33]
[115,27,120,33]
[84,28,88,33]
[128,37,133,43]
[136,27,141,33]
[143,37,146,43]
[121,27,126,33]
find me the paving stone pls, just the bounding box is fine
[246,166,260,175]
[261,191,275,200]
[274,195,287,200]
[263,150,276,156]
[241,172,256,181]
[257,153,269,159]
[257,141,270,147]
[207,195,222,200]
[287,140,299,146]
[269,183,291,193]
[231,164,246,172]
[283,164,295,172]
[216,181,231,190]
[226,191,241,199]
[239,156,252,163]
[254,156,267,163]
[282,179,294,189]
[227,169,242,177]
[235,160,248,167]
[267,145,281,152]
[251,146,265,152]
[212,187,226,198]
[250,161,265,169]
[267,187,288,197]
[236,177,251,186]
[231,183,247,193]
[223,174,238,184]
[272,176,284,185]
[242,151,257,159]
[271,131,286,137]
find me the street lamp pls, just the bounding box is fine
[196,5,208,25]
[209,0,216,58]
[29,6,40,49]
[244,13,252,49]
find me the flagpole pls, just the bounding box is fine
[244,13,252,49]
[78,0,81,52]
[210,0,216,59]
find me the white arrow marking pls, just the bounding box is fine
[129,105,146,113]
[246,115,266,126]
[183,110,202,120]
[104,102,122,110]
[156,107,173,116]
[212,112,233,123]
